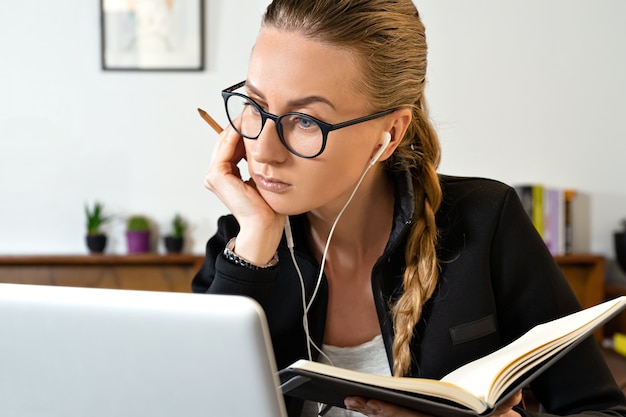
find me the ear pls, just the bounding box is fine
[376,108,412,162]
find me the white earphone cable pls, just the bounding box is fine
[286,156,377,364]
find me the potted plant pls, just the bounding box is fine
[85,201,111,253]
[164,213,186,254]
[126,215,151,254]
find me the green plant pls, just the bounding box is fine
[127,215,150,231]
[85,201,110,235]
[170,214,186,238]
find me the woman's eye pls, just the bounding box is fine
[295,116,314,129]
[243,101,262,115]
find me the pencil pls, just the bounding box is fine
[197,108,223,134]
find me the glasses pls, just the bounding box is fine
[221,81,396,158]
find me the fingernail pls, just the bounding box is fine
[344,398,364,409]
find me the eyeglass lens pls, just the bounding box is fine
[225,94,324,158]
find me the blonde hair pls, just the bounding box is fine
[263,0,442,377]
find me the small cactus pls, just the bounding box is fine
[127,215,150,231]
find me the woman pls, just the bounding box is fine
[192,1,626,416]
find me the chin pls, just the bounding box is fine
[270,203,307,217]
[261,193,308,217]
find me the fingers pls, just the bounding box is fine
[203,122,284,253]
[204,125,250,195]
[207,124,246,174]
[345,397,430,417]
[344,391,523,417]
[344,397,382,416]
[490,390,523,417]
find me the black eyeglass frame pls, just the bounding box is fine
[221,81,397,158]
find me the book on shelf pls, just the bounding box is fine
[563,189,576,254]
[279,296,626,417]
[514,184,588,256]
[514,184,550,250]
[543,187,564,255]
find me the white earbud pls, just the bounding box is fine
[369,131,392,166]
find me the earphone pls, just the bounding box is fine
[369,131,392,166]
[284,130,393,364]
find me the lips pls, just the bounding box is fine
[253,174,291,192]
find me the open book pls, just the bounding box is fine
[279,296,626,417]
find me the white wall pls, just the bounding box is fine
[0,0,267,254]
[416,0,626,259]
[1,1,625,262]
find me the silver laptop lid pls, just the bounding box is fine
[0,283,287,417]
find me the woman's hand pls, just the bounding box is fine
[344,390,523,417]
[204,125,285,265]
[489,390,524,417]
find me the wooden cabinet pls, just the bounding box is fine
[554,254,606,341]
[0,253,608,298]
[0,253,614,335]
[554,255,605,308]
[0,255,205,293]
[604,285,626,337]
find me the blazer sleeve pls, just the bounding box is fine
[191,215,279,304]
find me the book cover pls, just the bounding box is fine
[514,185,533,220]
[543,188,564,255]
[513,184,544,238]
[531,184,544,238]
[514,184,572,255]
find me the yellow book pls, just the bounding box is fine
[531,184,544,237]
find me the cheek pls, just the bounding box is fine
[243,139,254,159]
[258,158,365,216]
[256,169,334,215]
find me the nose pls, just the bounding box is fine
[248,118,289,164]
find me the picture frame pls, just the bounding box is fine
[100,0,204,71]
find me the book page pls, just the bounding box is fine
[441,296,626,406]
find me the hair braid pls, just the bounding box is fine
[391,159,441,375]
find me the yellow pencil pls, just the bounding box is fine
[197,108,223,134]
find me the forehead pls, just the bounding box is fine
[246,26,364,106]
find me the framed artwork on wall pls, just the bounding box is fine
[100,0,204,71]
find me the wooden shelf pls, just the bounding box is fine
[554,254,605,309]
[0,253,612,334]
[554,254,605,341]
[0,254,205,293]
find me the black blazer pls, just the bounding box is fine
[193,173,626,417]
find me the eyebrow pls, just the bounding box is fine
[245,81,336,111]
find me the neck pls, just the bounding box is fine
[306,166,394,263]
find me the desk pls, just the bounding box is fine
[0,255,205,293]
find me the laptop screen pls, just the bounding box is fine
[0,283,287,417]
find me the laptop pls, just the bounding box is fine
[0,283,288,417]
